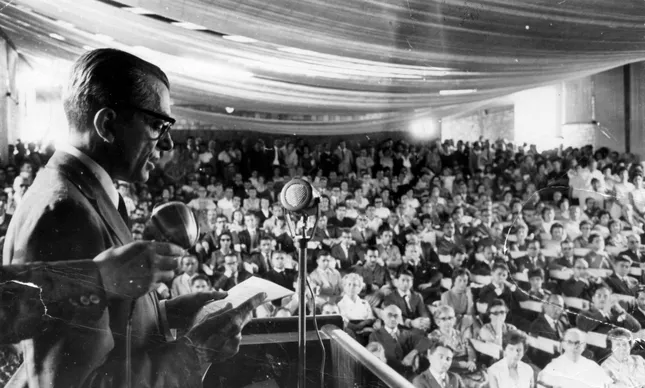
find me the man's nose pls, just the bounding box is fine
[157,132,174,151]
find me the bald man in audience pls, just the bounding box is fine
[538,329,612,388]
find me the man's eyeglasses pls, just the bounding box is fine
[489,311,507,316]
[564,340,584,347]
[118,104,176,140]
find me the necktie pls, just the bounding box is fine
[443,375,449,388]
[118,194,130,228]
[404,294,412,312]
[390,330,398,342]
[555,320,563,338]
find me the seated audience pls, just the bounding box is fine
[383,269,431,332]
[309,250,343,306]
[440,268,474,327]
[337,273,376,341]
[528,294,571,368]
[171,255,199,297]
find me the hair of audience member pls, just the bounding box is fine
[451,267,471,283]
[63,48,170,132]
[528,268,545,280]
[487,298,508,315]
[190,274,211,287]
[219,231,233,243]
[432,304,455,321]
[341,273,365,294]
[449,246,466,257]
[549,222,564,235]
[396,268,415,279]
[428,339,455,355]
[591,282,612,296]
[579,220,591,229]
[502,330,528,352]
[607,327,633,345]
[320,302,340,314]
[588,233,603,244]
[491,262,510,274]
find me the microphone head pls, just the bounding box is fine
[144,201,200,249]
[280,178,316,213]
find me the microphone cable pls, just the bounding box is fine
[306,279,326,388]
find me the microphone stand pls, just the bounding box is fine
[285,211,318,388]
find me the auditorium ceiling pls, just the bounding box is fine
[1,0,645,134]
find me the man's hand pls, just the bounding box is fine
[410,317,430,331]
[186,292,267,365]
[166,291,228,331]
[93,241,184,300]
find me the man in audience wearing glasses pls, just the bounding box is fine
[538,329,612,388]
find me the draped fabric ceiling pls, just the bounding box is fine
[1,0,645,134]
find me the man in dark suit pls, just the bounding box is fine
[620,234,643,265]
[478,263,529,326]
[513,240,547,275]
[528,294,571,368]
[2,49,264,388]
[236,213,265,254]
[382,269,431,331]
[310,214,340,250]
[330,229,361,272]
[412,340,466,388]
[245,235,274,276]
[605,254,639,298]
[212,253,254,291]
[576,284,641,361]
[327,203,356,229]
[435,221,460,256]
[559,258,597,301]
[350,216,376,248]
[629,290,645,328]
[367,305,421,376]
[263,252,296,291]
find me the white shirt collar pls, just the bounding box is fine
[58,144,119,209]
[385,326,398,336]
[544,314,556,329]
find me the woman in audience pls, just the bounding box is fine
[601,328,645,388]
[337,273,376,343]
[209,231,236,270]
[573,220,593,249]
[419,305,486,388]
[441,268,474,328]
[605,219,627,248]
[613,167,635,207]
[592,210,612,239]
[228,209,245,233]
[477,299,518,347]
[487,331,535,388]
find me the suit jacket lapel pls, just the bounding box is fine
[424,371,444,388]
[47,151,132,246]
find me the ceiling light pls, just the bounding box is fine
[439,89,477,96]
[126,7,154,15]
[49,33,65,41]
[171,22,207,31]
[225,107,235,114]
[222,35,257,43]
[94,34,114,43]
[55,20,75,30]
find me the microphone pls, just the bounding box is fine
[280,178,320,216]
[144,201,200,249]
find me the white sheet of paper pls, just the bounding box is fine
[193,277,294,326]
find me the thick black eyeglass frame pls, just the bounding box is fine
[115,104,176,140]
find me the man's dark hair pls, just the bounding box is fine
[502,330,528,351]
[191,274,211,286]
[63,48,170,131]
[428,339,455,355]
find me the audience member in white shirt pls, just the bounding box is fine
[171,255,199,297]
[538,328,612,388]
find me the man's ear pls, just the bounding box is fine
[93,107,118,144]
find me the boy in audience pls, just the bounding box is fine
[309,250,343,306]
[413,341,465,388]
[605,254,639,298]
[528,268,550,301]
[478,263,528,325]
[383,269,431,332]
